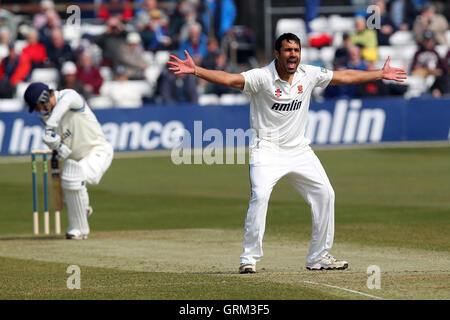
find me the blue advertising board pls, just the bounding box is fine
[0,98,449,155]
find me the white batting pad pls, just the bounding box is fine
[61,159,86,190]
[64,188,90,236]
[61,159,90,235]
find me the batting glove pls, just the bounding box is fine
[42,128,61,150]
[55,144,72,161]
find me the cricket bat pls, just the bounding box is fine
[48,150,63,234]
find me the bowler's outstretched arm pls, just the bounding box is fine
[167,50,245,90]
[330,56,407,85]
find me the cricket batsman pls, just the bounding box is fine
[24,82,114,240]
[167,33,407,272]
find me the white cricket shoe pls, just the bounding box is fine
[65,230,88,240]
[306,254,348,270]
[239,264,256,274]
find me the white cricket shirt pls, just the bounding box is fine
[241,60,333,148]
[46,89,110,161]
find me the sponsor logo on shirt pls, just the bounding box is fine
[61,129,72,141]
[271,100,302,111]
[321,67,327,73]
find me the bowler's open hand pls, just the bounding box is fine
[382,56,407,82]
[167,50,196,75]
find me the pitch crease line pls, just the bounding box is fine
[302,280,384,300]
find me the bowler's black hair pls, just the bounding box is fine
[274,33,301,52]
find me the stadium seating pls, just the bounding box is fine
[199,94,220,106]
[327,15,356,33]
[88,95,114,109]
[0,98,24,112]
[100,66,113,81]
[275,18,307,43]
[30,68,60,83]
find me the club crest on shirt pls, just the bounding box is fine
[274,88,282,98]
[297,85,303,93]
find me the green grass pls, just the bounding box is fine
[2,147,448,250]
[0,145,449,300]
[0,256,340,300]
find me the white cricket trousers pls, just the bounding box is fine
[240,140,335,266]
[63,144,114,235]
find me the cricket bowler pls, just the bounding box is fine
[167,33,407,272]
[24,82,114,239]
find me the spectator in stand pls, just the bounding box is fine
[95,16,127,67]
[0,43,31,98]
[203,50,237,96]
[325,45,366,98]
[38,9,62,46]
[388,0,418,31]
[138,8,172,51]
[167,1,192,48]
[0,8,17,41]
[33,0,61,30]
[374,0,396,46]
[411,30,447,97]
[350,16,378,62]
[304,0,321,34]
[98,0,134,22]
[435,49,450,96]
[411,31,445,77]
[135,0,166,49]
[201,37,221,70]
[346,45,367,71]
[135,0,167,28]
[45,28,75,69]
[413,2,449,46]
[356,62,390,97]
[76,51,104,97]
[178,22,208,64]
[199,37,222,94]
[0,28,11,61]
[201,0,236,40]
[116,32,148,80]
[173,22,207,102]
[58,61,86,96]
[177,1,204,45]
[101,65,143,108]
[333,33,352,70]
[22,28,47,69]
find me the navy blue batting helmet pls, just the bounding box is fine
[24,82,50,113]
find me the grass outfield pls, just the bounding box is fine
[0,145,449,300]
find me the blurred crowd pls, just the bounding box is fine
[320,0,449,98]
[0,0,449,108]
[0,0,251,106]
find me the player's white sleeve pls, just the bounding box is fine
[309,65,334,88]
[241,68,268,95]
[46,89,85,129]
